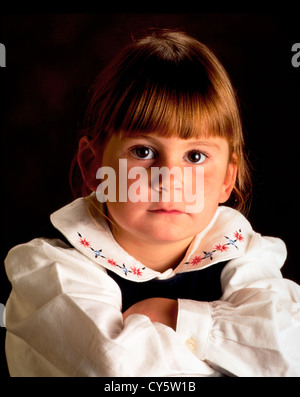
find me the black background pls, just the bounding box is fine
[1,12,299,376]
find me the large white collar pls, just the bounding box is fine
[50,195,254,282]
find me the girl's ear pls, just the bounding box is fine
[77,137,100,192]
[219,157,238,204]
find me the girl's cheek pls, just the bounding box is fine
[202,170,224,198]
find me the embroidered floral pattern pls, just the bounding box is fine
[214,243,229,252]
[185,229,245,266]
[189,255,202,266]
[77,232,146,277]
[78,235,91,248]
[130,266,143,277]
[107,258,117,267]
[234,230,244,242]
[77,228,245,275]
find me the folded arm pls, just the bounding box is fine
[123,234,300,376]
[4,238,215,377]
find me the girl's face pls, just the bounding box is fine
[99,133,237,248]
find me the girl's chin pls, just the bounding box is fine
[138,224,195,244]
[106,206,205,243]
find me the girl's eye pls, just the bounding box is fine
[184,151,207,164]
[130,146,156,160]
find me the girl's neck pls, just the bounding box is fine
[110,225,194,273]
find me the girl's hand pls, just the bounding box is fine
[123,298,178,331]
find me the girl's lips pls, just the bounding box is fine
[148,209,185,215]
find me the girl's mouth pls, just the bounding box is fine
[148,209,185,215]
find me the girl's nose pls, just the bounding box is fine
[150,165,183,194]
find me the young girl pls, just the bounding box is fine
[4,30,300,377]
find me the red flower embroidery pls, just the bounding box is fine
[79,237,91,248]
[190,255,202,266]
[107,258,117,267]
[130,266,143,277]
[234,230,244,242]
[214,243,229,252]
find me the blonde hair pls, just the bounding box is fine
[70,29,252,214]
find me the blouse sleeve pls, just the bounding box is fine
[176,233,300,376]
[4,237,217,377]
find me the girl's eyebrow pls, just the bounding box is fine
[185,140,222,150]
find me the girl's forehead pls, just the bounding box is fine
[118,127,221,140]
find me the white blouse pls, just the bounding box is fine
[4,197,300,376]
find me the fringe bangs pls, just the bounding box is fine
[105,74,234,142]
